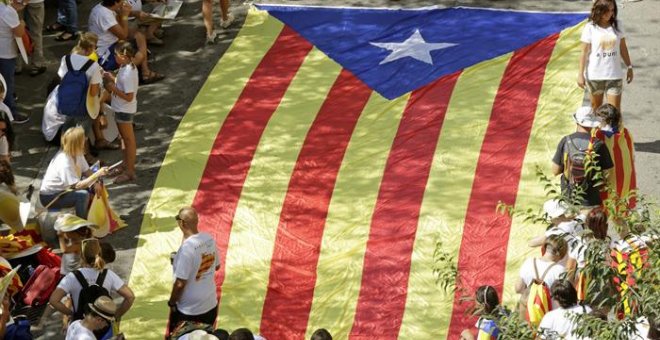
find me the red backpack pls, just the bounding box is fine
[21,265,60,306]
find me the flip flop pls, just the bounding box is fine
[46,23,65,32]
[55,32,78,42]
[113,173,136,184]
[95,139,120,150]
[140,71,165,85]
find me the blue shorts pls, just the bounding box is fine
[115,111,135,123]
[99,43,118,71]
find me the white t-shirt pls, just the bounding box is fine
[42,86,65,142]
[568,237,587,269]
[173,233,218,315]
[538,305,592,340]
[111,64,138,113]
[89,4,119,57]
[581,22,626,80]
[0,4,19,59]
[57,54,103,85]
[66,320,96,340]
[0,135,8,156]
[125,0,142,14]
[40,151,90,195]
[57,268,125,313]
[519,258,566,309]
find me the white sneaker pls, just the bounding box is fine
[221,13,235,29]
[206,31,217,45]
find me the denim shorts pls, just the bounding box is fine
[587,79,623,96]
[115,111,135,123]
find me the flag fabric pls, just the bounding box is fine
[594,127,638,208]
[123,6,588,339]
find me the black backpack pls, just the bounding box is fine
[72,269,110,321]
[564,136,591,185]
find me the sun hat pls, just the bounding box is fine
[88,296,116,321]
[54,214,98,232]
[185,330,219,340]
[573,106,601,128]
[543,199,568,219]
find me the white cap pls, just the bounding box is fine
[573,106,601,128]
[543,199,568,219]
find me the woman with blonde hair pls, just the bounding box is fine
[39,126,108,218]
[50,238,134,336]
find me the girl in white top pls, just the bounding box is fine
[39,127,108,218]
[51,239,134,334]
[577,0,633,110]
[516,235,568,310]
[103,41,138,184]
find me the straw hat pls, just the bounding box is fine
[86,84,101,119]
[54,214,98,233]
[88,296,116,321]
[186,330,218,340]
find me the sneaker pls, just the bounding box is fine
[206,31,217,45]
[221,13,235,29]
[12,112,30,124]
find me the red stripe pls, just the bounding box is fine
[191,26,313,300]
[623,129,637,207]
[259,70,372,340]
[613,134,624,195]
[447,35,559,338]
[350,72,461,339]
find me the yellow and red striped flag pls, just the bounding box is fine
[124,6,589,339]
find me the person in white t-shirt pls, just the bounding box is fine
[89,0,164,83]
[103,41,139,184]
[65,296,117,340]
[39,127,108,218]
[528,199,584,266]
[577,0,633,111]
[42,32,106,143]
[0,0,29,123]
[516,235,568,310]
[168,207,219,335]
[51,238,134,335]
[538,279,592,340]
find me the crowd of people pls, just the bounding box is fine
[460,1,657,339]
[0,0,656,339]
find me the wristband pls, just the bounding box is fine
[627,65,633,70]
[121,16,129,20]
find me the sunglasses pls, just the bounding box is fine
[174,215,183,222]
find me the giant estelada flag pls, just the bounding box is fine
[123,5,588,339]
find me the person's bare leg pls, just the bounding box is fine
[117,122,136,177]
[133,31,151,75]
[606,93,622,111]
[219,0,228,21]
[203,0,214,37]
[590,93,604,111]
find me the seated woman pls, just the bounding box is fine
[460,285,508,340]
[89,0,164,83]
[39,127,108,218]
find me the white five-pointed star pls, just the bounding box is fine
[370,29,457,65]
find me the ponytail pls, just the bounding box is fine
[93,254,106,271]
[81,238,106,270]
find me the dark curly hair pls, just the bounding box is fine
[590,0,619,32]
[0,110,14,151]
[551,279,578,309]
[0,159,14,187]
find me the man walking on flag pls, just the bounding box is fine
[168,207,219,334]
[552,107,614,208]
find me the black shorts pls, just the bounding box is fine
[167,304,218,333]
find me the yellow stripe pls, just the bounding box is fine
[304,92,408,339]
[604,136,618,193]
[398,53,511,338]
[502,23,585,307]
[217,48,342,331]
[122,10,283,339]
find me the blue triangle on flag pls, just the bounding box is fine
[257,5,587,99]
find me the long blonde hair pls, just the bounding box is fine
[81,238,106,271]
[60,126,86,159]
[71,32,98,56]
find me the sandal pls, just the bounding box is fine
[46,23,65,32]
[107,166,125,178]
[140,70,165,85]
[55,32,77,42]
[113,173,136,184]
[95,139,120,150]
[147,37,164,46]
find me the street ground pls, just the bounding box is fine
[10,0,658,338]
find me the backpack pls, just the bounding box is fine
[72,269,110,321]
[57,55,94,117]
[563,136,590,185]
[4,316,33,340]
[610,235,649,316]
[20,265,60,306]
[520,259,556,327]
